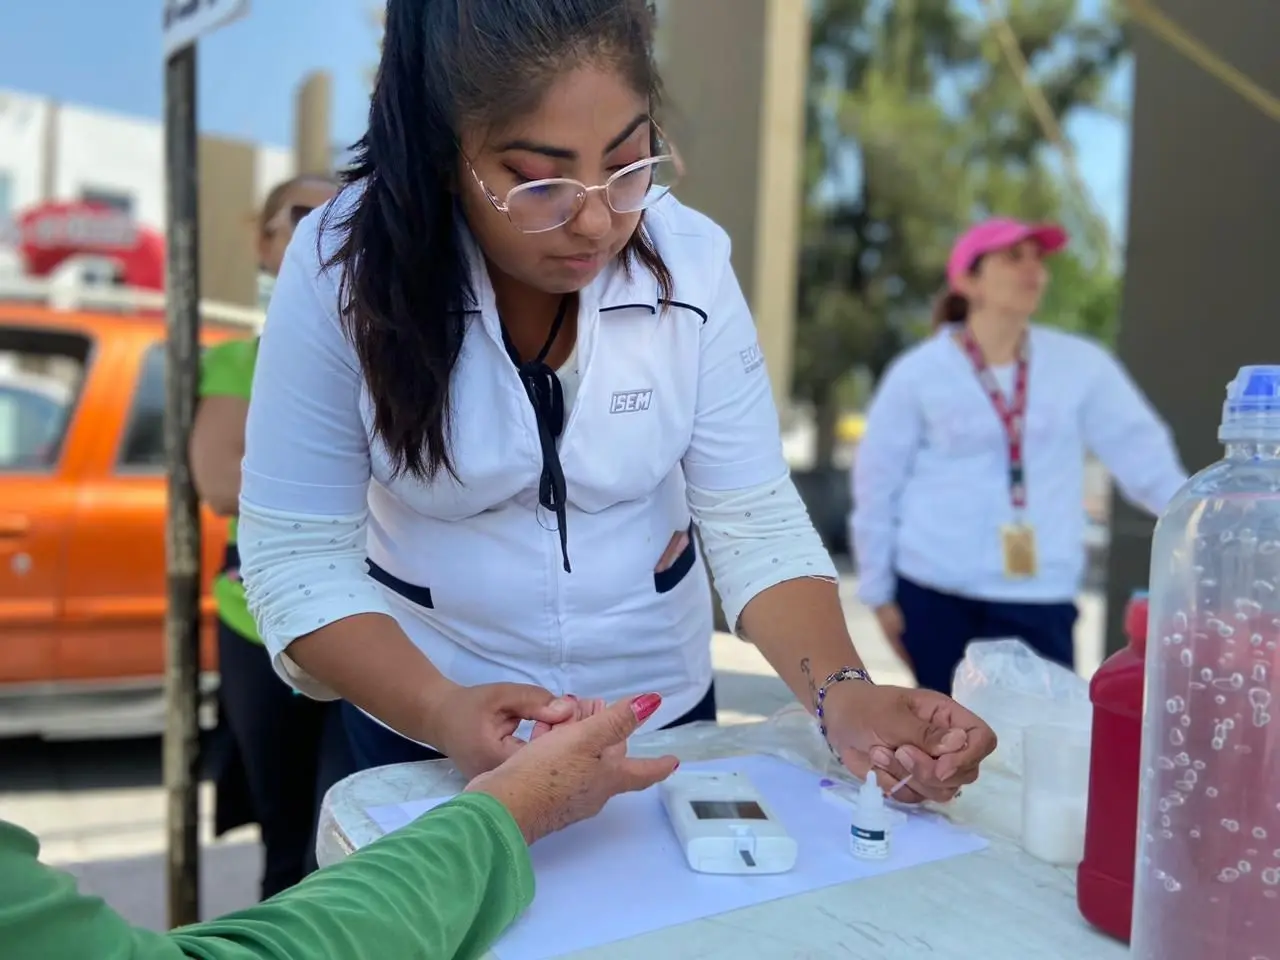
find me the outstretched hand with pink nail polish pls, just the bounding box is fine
[465,693,679,845]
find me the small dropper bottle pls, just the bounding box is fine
[849,778,890,860]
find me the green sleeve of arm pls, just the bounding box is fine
[0,794,534,960]
[0,820,185,960]
[200,339,256,399]
[168,792,535,960]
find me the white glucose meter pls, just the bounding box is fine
[659,770,798,875]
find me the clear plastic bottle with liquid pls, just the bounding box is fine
[1133,365,1280,959]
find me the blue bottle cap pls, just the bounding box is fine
[1219,365,1280,442]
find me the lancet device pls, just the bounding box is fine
[659,770,798,875]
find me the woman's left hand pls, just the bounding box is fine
[822,681,997,804]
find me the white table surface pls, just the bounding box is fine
[317,706,1128,959]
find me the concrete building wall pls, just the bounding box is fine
[0,92,50,279]
[0,92,48,216]
[658,0,809,407]
[55,103,164,227]
[198,137,260,307]
[1104,0,1280,652]
[294,72,333,176]
[660,0,767,301]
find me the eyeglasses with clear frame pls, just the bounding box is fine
[468,124,683,235]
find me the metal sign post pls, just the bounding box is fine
[161,0,249,929]
[161,39,203,930]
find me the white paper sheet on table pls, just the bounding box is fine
[364,753,987,960]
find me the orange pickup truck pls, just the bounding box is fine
[0,297,250,739]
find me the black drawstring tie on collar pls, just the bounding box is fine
[498,295,572,573]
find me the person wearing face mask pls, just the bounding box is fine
[251,177,341,309]
[236,0,999,809]
[190,174,343,900]
[852,218,1188,695]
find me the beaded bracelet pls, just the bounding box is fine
[815,666,874,756]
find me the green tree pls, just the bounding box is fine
[798,0,975,467]
[796,0,1129,469]
[1037,249,1123,345]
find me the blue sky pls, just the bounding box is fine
[1067,62,1133,242]
[0,0,1131,239]
[0,1,379,154]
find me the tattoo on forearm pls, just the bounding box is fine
[800,657,818,711]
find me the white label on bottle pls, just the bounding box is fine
[850,824,889,859]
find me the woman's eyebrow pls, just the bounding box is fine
[495,113,650,160]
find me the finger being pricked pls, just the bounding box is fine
[843,747,929,804]
[863,744,976,804]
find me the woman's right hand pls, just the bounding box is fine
[431,682,578,780]
[874,602,912,668]
[464,693,679,845]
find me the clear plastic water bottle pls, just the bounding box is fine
[1133,365,1280,958]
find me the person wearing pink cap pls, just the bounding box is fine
[850,217,1187,693]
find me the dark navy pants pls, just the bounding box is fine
[343,683,718,772]
[215,620,354,898]
[895,576,1078,695]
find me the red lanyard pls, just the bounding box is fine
[957,327,1029,512]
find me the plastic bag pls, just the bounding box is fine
[951,638,1092,778]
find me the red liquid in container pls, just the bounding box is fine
[1077,590,1147,942]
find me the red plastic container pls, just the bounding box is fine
[1077,590,1148,942]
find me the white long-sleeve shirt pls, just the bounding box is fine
[238,188,835,734]
[850,324,1186,607]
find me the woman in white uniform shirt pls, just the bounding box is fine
[852,218,1187,694]
[238,0,995,805]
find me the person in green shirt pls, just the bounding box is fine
[0,692,677,960]
[190,174,345,899]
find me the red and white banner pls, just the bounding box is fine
[15,201,166,292]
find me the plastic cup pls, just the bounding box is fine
[1020,722,1092,865]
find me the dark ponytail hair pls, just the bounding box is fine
[931,254,986,329]
[931,291,969,328]
[321,0,669,482]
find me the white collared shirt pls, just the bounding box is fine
[237,189,834,733]
[850,325,1187,607]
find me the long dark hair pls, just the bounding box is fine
[322,0,671,481]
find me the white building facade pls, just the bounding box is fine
[0,87,293,288]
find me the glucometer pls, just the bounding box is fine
[659,770,798,875]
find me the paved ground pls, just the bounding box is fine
[0,574,1108,930]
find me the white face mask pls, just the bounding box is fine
[256,271,276,310]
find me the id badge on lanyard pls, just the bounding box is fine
[957,327,1037,579]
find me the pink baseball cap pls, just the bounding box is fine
[946,217,1069,289]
